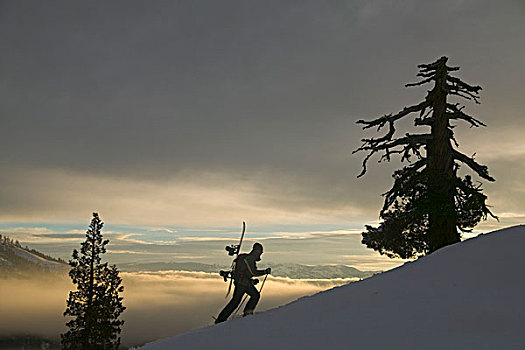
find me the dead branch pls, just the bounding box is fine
[446,103,486,127]
[452,150,495,182]
[356,100,431,131]
[354,133,432,177]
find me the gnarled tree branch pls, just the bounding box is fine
[354,133,432,177]
[356,100,431,131]
[446,75,482,103]
[452,150,495,181]
[446,103,486,127]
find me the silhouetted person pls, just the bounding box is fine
[215,242,271,323]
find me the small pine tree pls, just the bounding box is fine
[61,213,125,350]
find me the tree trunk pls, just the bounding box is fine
[427,62,459,252]
[86,232,95,347]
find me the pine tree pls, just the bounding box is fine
[62,213,125,350]
[354,56,497,259]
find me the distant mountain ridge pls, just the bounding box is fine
[270,263,376,279]
[119,261,378,280]
[0,234,376,280]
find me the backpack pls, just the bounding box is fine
[233,253,250,281]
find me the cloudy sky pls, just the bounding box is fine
[1,0,524,266]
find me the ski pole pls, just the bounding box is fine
[258,273,268,294]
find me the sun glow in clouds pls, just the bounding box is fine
[0,271,352,347]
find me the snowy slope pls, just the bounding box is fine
[0,241,67,272]
[9,245,65,270]
[140,225,525,350]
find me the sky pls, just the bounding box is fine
[1,0,525,268]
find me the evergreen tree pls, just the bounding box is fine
[62,213,125,350]
[354,56,497,258]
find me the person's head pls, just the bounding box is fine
[251,242,263,260]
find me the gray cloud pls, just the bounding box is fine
[1,0,524,226]
[32,233,86,239]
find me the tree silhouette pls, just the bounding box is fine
[62,213,125,350]
[354,56,497,258]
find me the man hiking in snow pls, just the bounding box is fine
[215,242,271,323]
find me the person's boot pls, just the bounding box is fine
[243,309,254,317]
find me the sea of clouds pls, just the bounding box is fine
[0,271,351,347]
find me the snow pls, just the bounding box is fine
[139,225,525,350]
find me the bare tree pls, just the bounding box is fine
[354,56,497,258]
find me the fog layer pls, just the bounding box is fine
[0,271,351,347]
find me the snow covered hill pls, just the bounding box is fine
[8,244,65,271]
[0,239,67,274]
[139,225,525,350]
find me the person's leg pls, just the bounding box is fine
[215,285,245,323]
[243,284,260,316]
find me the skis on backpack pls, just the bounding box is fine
[219,221,246,297]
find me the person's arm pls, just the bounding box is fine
[243,256,267,277]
